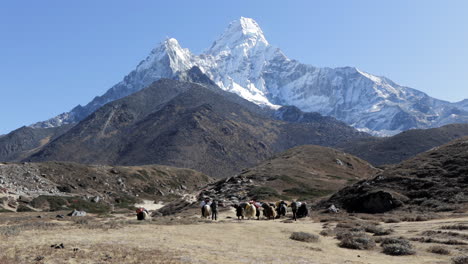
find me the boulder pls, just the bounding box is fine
[343,190,402,213]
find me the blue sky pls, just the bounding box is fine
[1,0,467,134]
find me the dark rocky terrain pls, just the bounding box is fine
[324,137,468,213]
[340,123,468,166]
[24,79,368,178]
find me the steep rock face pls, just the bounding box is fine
[324,137,468,213]
[26,79,368,178]
[30,17,468,135]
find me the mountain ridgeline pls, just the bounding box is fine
[32,17,468,136]
[25,79,368,178]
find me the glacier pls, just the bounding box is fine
[31,17,468,135]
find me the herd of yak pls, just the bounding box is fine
[201,200,309,221]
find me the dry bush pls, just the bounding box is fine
[400,213,436,222]
[338,232,376,250]
[379,237,414,256]
[379,237,411,246]
[336,222,355,229]
[422,230,468,240]
[290,232,319,243]
[410,237,467,245]
[442,224,468,231]
[452,256,468,264]
[363,224,393,236]
[320,229,333,236]
[427,245,451,255]
[382,243,415,256]
[383,218,401,223]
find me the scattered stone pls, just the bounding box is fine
[68,209,86,217]
[50,243,64,249]
[56,215,65,219]
[92,196,101,203]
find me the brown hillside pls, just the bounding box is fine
[325,137,468,213]
[200,145,380,204]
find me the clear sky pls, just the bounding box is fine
[1,0,467,134]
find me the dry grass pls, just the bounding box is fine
[0,244,181,264]
[0,222,58,238]
[0,212,467,263]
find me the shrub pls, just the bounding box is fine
[364,224,393,236]
[382,243,415,255]
[338,232,376,250]
[452,256,468,264]
[16,204,34,212]
[380,237,412,247]
[427,245,450,255]
[384,218,401,223]
[320,229,333,236]
[380,237,415,256]
[290,232,319,243]
[442,225,468,231]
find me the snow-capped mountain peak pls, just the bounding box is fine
[208,17,269,55]
[31,17,468,136]
[137,38,192,73]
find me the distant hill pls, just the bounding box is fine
[340,123,468,166]
[0,161,212,212]
[24,79,368,178]
[199,145,379,204]
[324,137,468,213]
[0,125,73,161]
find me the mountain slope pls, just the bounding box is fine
[26,79,368,178]
[0,161,212,212]
[30,17,468,135]
[324,137,468,213]
[340,123,468,166]
[0,125,73,162]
